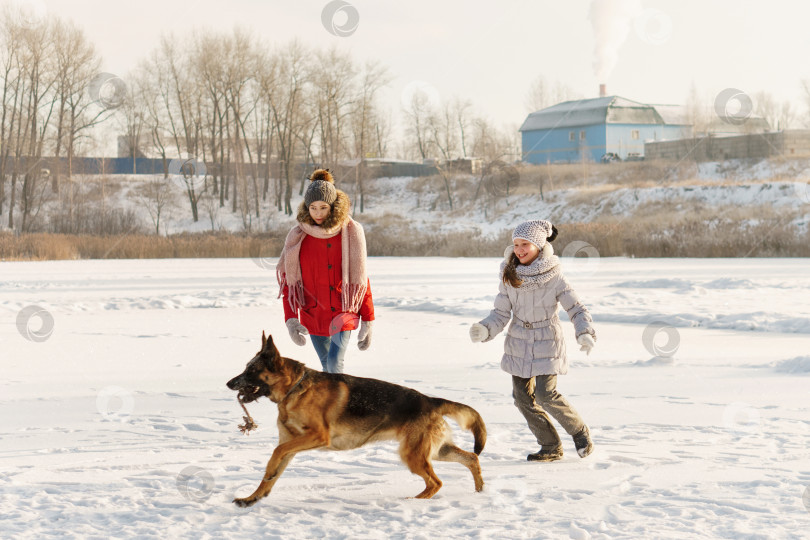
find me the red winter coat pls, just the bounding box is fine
[282,231,374,336]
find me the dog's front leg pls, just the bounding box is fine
[233,451,294,508]
[234,431,329,507]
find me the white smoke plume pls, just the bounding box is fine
[588,0,643,82]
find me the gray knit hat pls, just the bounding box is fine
[304,169,337,207]
[512,219,554,250]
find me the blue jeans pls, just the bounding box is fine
[310,331,351,373]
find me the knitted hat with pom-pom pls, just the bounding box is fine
[512,219,557,250]
[304,169,337,207]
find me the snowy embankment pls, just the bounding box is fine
[350,159,810,239]
[2,256,810,538]
[21,157,809,240]
[339,177,810,243]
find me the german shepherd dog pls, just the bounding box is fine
[226,332,486,507]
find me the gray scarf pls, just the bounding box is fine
[502,243,561,289]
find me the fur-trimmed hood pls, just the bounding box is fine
[296,189,351,232]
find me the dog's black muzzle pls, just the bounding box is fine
[227,373,266,403]
[227,374,246,391]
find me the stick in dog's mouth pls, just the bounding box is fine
[237,392,258,435]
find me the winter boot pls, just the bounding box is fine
[573,425,593,458]
[527,445,563,462]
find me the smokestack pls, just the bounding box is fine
[599,84,606,98]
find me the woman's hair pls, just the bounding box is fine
[502,225,558,287]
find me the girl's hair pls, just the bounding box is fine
[502,252,523,288]
[502,225,559,287]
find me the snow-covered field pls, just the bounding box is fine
[2,256,810,539]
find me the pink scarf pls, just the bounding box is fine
[277,218,368,314]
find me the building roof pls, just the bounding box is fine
[519,96,690,132]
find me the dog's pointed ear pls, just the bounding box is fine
[263,333,276,352]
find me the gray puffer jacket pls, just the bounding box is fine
[478,249,596,378]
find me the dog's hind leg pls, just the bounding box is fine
[435,442,484,493]
[406,458,442,499]
[401,436,442,499]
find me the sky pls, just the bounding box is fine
[9,0,810,136]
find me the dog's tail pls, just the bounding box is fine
[436,400,487,455]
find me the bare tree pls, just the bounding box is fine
[0,11,24,219]
[429,99,458,162]
[220,28,263,224]
[469,116,512,163]
[50,19,104,189]
[525,75,578,113]
[198,190,221,232]
[12,13,59,232]
[685,82,712,136]
[311,47,356,171]
[402,88,435,160]
[118,81,146,173]
[151,34,206,221]
[454,97,473,158]
[193,33,228,205]
[373,109,393,159]
[470,116,516,207]
[754,91,779,131]
[135,175,175,235]
[133,58,171,178]
[350,60,391,212]
[754,90,796,131]
[263,40,309,215]
[779,101,795,132]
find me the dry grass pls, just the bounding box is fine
[0,232,283,261]
[363,216,511,257]
[556,218,810,258]
[1,216,807,260]
[358,200,810,258]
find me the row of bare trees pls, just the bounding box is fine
[0,6,522,233]
[0,7,113,231]
[119,30,401,225]
[121,27,519,223]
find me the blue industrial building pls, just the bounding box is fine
[520,95,692,164]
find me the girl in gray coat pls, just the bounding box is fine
[469,219,596,462]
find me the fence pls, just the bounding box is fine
[2,156,441,180]
[644,130,810,162]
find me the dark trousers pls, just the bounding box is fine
[511,374,586,448]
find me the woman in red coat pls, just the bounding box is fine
[277,169,374,373]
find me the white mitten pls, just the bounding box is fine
[285,318,309,346]
[469,323,489,343]
[577,334,595,355]
[357,320,373,351]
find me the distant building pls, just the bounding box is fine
[339,158,438,178]
[520,95,693,164]
[444,157,483,174]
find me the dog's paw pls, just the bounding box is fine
[233,497,256,508]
